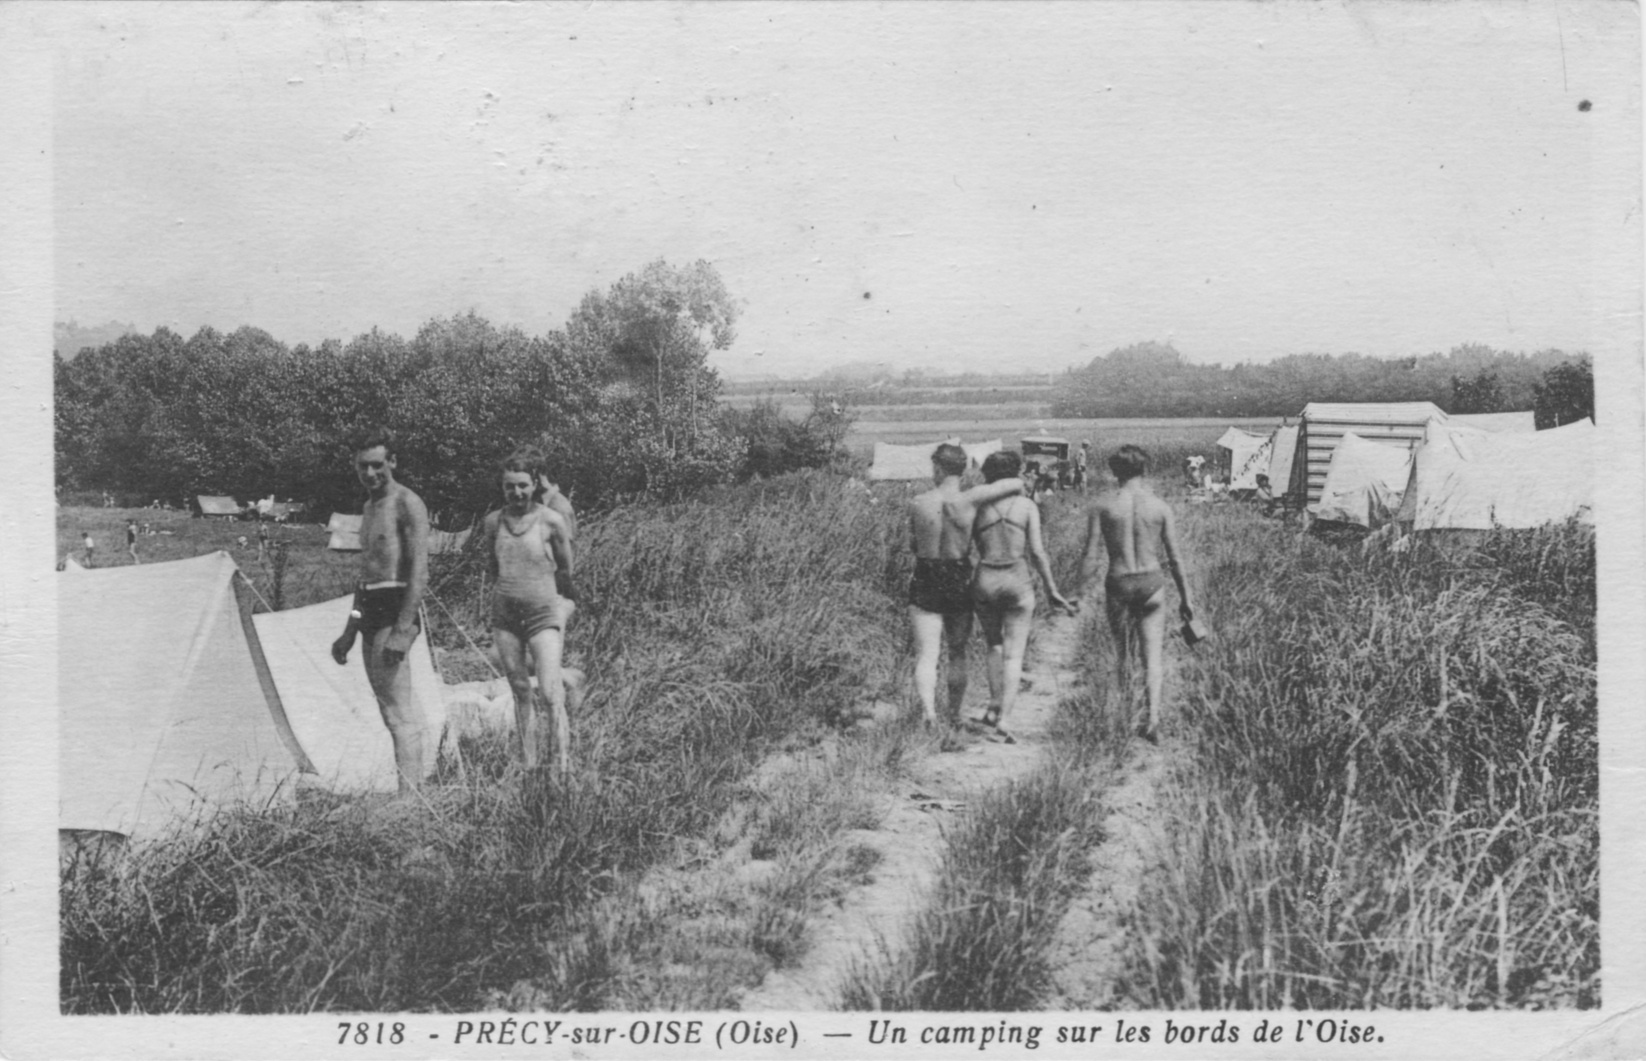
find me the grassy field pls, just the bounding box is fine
[58,414,1595,1013]
[60,473,928,1012]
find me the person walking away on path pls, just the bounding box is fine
[125,519,140,564]
[1074,444,1195,742]
[482,448,574,777]
[970,450,1077,742]
[906,443,1028,730]
[256,517,271,564]
[80,529,95,567]
[330,427,432,797]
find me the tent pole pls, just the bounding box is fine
[235,569,276,613]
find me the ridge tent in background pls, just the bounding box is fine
[194,494,241,519]
[1215,427,1271,490]
[1312,431,1416,528]
[327,512,361,551]
[867,437,963,481]
[1265,425,1300,499]
[962,438,1003,470]
[253,595,445,792]
[1399,418,1594,531]
[1450,410,1537,433]
[1290,402,1447,506]
[59,552,304,839]
[329,513,472,553]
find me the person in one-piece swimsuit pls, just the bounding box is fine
[969,450,1076,740]
[484,449,574,776]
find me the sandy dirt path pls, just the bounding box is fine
[737,608,1088,1011]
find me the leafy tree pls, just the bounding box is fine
[1450,370,1506,414]
[1534,357,1595,428]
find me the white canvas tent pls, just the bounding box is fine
[1450,411,1536,434]
[1291,402,1446,506]
[867,437,962,481]
[60,552,306,838]
[329,513,471,554]
[327,511,362,551]
[962,439,1004,470]
[1312,432,1415,528]
[253,595,446,792]
[1266,425,1300,499]
[1398,418,1594,531]
[429,527,473,554]
[196,494,241,519]
[1215,428,1272,490]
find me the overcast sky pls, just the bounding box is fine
[46,1,1640,377]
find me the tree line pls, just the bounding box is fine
[54,260,852,521]
[1051,341,1594,425]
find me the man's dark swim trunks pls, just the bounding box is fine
[1105,569,1169,610]
[909,558,974,616]
[357,583,421,638]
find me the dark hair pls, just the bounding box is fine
[931,442,968,478]
[352,426,396,460]
[1108,444,1148,481]
[981,450,1023,483]
[500,446,548,502]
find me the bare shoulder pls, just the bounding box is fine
[539,505,570,534]
[482,509,500,534]
[394,484,429,522]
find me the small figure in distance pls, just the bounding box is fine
[1253,473,1280,517]
[1074,441,1091,492]
[80,528,95,568]
[482,447,575,778]
[330,427,433,797]
[1075,444,1195,743]
[125,518,140,564]
[906,442,1027,732]
[256,516,271,564]
[970,450,1078,742]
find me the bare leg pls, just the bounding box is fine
[978,604,1006,721]
[563,666,587,715]
[1105,595,1134,714]
[364,626,427,796]
[941,610,974,727]
[527,628,568,779]
[493,626,538,769]
[994,600,1035,731]
[909,607,944,724]
[1136,590,1168,740]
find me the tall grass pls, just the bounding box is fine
[61,471,917,1013]
[1123,510,1597,1009]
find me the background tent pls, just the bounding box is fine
[327,512,362,551]
[1312,432,1415,528]
[1291,402,1446,506]
[962,439,1004,470]
[1399,418,1593,531]
[195,495,241,519]
[429,527,473,554]
[1450,411,1537,434]
[1216,427,1271,490]
[60,552,305,838]
[253,595,446,792]
[1265,425,1300,499]
[867,437,962,481]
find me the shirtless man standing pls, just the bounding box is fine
[331,428,432,795]
[906,443,1026,728]
[535,467,588,713]
[1075,444,1194,742]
